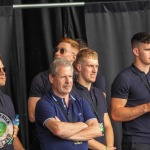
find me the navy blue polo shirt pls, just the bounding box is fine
[72,81,107,144]
[0,90,15,150]
[111,64,150,144]
[35,90,96,150]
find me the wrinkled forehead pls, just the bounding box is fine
[56,65,73,74]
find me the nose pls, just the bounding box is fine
[0,67,6,75]
[92,66,97,73]
[65,77,69,83]
[65,76,72,84]
[54,51,60,58]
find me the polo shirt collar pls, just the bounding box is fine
[49,89,75,102]
[74,80,93,91]
[131,63,149,75]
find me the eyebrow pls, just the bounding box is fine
[144,48,150,50]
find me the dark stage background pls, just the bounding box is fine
[0,0,150,149]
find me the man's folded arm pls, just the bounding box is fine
[44,117,88,139]
[66,119,102,141]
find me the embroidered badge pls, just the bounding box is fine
[0,113,13,148]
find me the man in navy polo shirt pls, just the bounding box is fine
[0,55,25,150]
[35,58,102,150]
[72,49,115,150]
[111,32,150,150]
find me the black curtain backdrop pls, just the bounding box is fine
[13,6,29,149]
[85,1,150,150]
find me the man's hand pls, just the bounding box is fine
[13,125,19,138]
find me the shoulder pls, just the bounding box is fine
[0,91,15,119]
[1,92,12,102]
[71,84,81,94]
[29,70,50,95]
[70,94,91,108]
[111,66,135,97]
[32,70,49,82]
[112,66,133,84]
[37,93,52,105]
[92,87,107,105]
[72,84,89,99]
[93,87,105,97]
[35,94,54,112]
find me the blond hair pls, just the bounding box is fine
[75,48,98,62]
[74,48,98,70]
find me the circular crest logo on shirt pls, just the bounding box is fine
[0,113,13,148]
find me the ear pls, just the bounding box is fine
[49,74,54,84]
[76,63,82,72]
[72,54,76,62]
[133,47,139,56]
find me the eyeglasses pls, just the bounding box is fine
[53,47,75,55]
[0,67,6,73]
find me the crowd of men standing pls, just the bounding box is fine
[1,32,150,150]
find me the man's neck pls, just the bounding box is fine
[52,89,70,107]
[134,61,150,74]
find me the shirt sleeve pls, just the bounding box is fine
[111,73,130,99]
[29,71,50,97]
[35,99,56,125]
[29,75,44,97]
[3,94,15,121]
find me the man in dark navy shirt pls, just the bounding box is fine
[75,38,106,94]
[111,32,150,150]
[0,55,25,150]
[72,49,115,150]
[35,58,102,150]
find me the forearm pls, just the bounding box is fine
[67,121,102,141]
[113,104,150,121]
[88,139,105,150]
[28,97,40,122]
[105,126,114,147]
[111,98,150,122]
[58,122,88,139]
[46,119,88,139]
[13,136,25,150]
